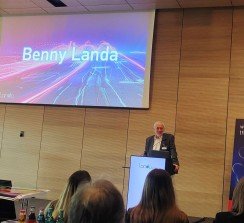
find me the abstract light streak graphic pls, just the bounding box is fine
[0,42,146,107]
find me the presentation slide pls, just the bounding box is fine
[0,11,155,108]
[127,156,166,209]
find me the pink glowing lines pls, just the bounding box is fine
[0,57,56,81]
[22,61,88,103]
[119,53,145,71]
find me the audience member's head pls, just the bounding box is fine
[51,170,91,220]
[141,168,175,210]
[67,179,125,223]
[129,169,188,223]
[232,177,244,215]
[67,170,92,195]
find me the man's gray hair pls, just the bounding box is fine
[153,121,165,130]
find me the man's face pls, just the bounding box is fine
[154,123,164,137]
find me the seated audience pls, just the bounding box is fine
[67,179,125,223]
[125,169,188,223]
[213,177,244,223]
[45,170,91,222]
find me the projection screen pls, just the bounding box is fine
[0,11,155,108]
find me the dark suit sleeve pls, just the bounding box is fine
[169,135,179,165]
[144,137,150,156]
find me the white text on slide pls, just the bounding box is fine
[22,46,118,64]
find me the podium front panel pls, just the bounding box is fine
[127,156,166,209]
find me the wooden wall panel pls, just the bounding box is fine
[81,108,129,192]
[223,8,244,210]
[37,107,85,199]
[0,105,6,157]
[178,0,232,8]
[232,0,244,6]
[176,8,232,217]
[176,78,229,135]
[176,191,222,217]
[153,11,183,78]
[175,133,225,216]
[151,0,180,9]
[180,9,232,78]
[230,8,244,78]
[0,105,44,188]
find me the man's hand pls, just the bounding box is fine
[173,164,179,174]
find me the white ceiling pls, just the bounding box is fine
[0,0,243,15]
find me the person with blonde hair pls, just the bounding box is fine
[214,177,244,223]
[45,170,91,222]
[125,169,188,223]
[67,179,125,223]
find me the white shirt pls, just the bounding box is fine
[153,136,162,151]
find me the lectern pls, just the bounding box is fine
[148,150,175,175]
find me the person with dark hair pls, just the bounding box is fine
[67,179,125,223]
[144,121,179,175]
[213,177,244,223]
[45,170,91,222]
[125,169,188,223]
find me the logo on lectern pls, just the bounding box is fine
[138,163,153,169]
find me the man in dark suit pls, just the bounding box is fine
[144,121,179,175]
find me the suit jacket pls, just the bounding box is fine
[144,133,179,174]
[213,212,244,223]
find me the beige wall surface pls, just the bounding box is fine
[0,7,244,217]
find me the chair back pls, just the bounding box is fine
[0,179,16,221]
